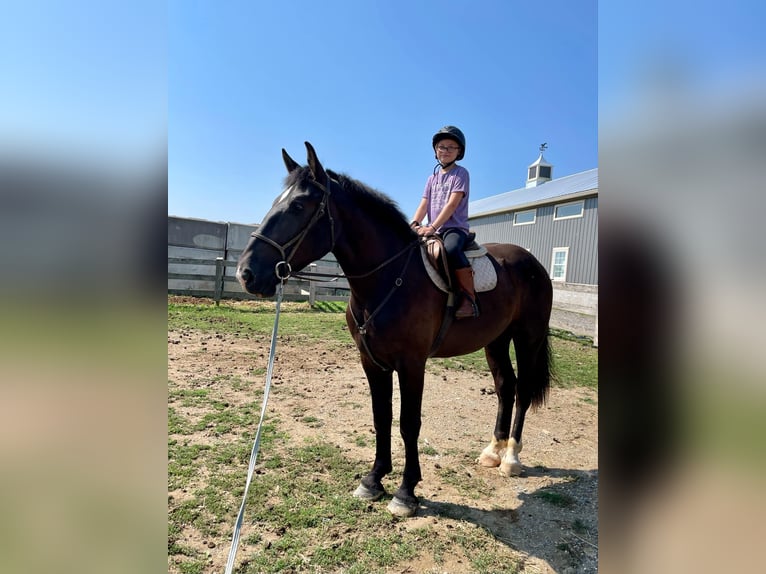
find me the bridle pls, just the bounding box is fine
[248,171,421,372]
[249,174,337,280]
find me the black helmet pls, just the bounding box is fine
[432,125,466,160]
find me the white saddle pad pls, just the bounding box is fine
[420,245,498,293]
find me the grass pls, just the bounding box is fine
[168,296,597,573]
[169,296,597,390]
[534,489,576,508]
[168,299,352,348]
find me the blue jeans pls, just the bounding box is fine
[440,228,470,270]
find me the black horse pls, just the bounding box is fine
[237,142,553,517]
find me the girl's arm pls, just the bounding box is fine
[411,197,429,227]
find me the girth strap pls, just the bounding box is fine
[348,242,418,372]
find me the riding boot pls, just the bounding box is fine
[454,267,479,319]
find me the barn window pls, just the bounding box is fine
[551,247,569,282]
[539,165,552,179]
[528,166,537,180]
[513,209,536,225]
[554,200,584,220]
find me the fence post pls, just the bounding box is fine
[214,257,225,305]
[308,263,317,306]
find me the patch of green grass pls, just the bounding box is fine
[192,401,261,435]
[534,489,576,508]
[360,532,419,566]
[421,444,438,456]
[300,415,322,428]
[168,443,213,489]
[471,549,520,574]
[447,527,519,574]
[572,518,589,534]
[168,300,351,346]
[429,332,597,390]
[168,407,191,435]
[409,526,448,563]
[430,349,487,372]
[311,300,347,313]
[550,336,598,390]
[178,559,207,574]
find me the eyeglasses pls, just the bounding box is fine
[436,145,460,153]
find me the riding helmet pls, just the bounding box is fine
[432,125,466,160]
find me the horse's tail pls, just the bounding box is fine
[529,333,553,410]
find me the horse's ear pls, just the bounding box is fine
[305,141,327,183]
[282,149,300,173]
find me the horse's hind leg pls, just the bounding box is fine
[477,331,518,470]
[353,364,393,502]
[501,333,551,476]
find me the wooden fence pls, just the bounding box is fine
[167,215,350,305]
[168,255,350,305]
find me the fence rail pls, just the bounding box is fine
[167,255,350,305]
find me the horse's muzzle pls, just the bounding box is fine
[236,265,276,297]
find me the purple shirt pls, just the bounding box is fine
[422,165,470,232]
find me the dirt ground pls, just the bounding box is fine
[169,325,598,573]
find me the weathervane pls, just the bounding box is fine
[539,142,548,153]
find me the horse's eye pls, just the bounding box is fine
[289,200,304,213]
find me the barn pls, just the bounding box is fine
[468,150,598,339]
[469,151,598,287]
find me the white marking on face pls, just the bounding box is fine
[277,186,293,205]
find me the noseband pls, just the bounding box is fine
[249,175,337,279]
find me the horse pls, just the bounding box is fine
[237,142,553,517]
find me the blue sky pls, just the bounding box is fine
[168,0,597,225]
[0,2,166,166]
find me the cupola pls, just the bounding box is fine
[525,143,553,187]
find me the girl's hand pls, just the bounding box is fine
[417,225,436,236]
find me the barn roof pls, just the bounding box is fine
[469,167,598,217]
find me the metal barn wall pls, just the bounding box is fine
[469,195,598,285]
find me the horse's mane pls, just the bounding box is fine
[287,167,415,239]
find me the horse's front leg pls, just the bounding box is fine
[353,362,393,502]
[387,363,425,517]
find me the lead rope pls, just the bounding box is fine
[224,277,286,574]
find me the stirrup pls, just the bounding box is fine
[456,295,479,319]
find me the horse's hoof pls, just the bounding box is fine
[353,483,386,501]
[499,461,523,477]
[477,452,501,468]
[387,497,418,517]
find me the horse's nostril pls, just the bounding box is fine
[239,267,252,282]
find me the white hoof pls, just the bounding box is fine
[477,451,501,467]
[499,460,523,476]
[499,438,523,477]
[476,438,507,468]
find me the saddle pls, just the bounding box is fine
[421,232,498,293]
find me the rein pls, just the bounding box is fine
[290,240,419,282]
[224,278,286,574]
[250,174,420,371]
[252,172,419,283]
